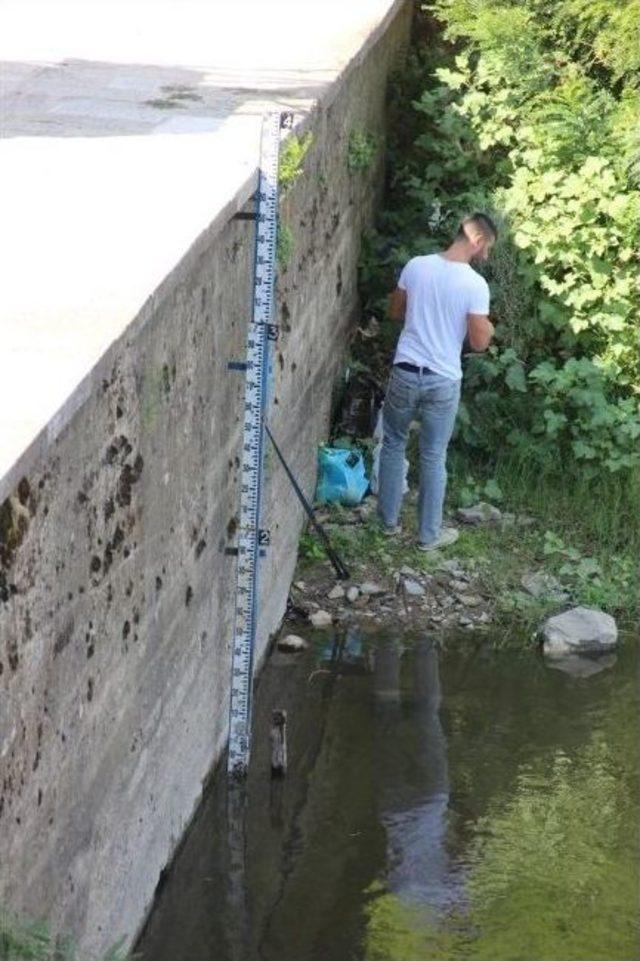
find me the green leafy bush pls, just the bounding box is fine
[363,0,639,480]
[278,133,313,191]
[460,351,640,474]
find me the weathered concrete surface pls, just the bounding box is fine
[0,0,411,954]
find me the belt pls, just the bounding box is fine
[395,361,435,375]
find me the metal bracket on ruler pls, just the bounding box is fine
[225,530,270,558]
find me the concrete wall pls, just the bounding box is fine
[0,3,411,954]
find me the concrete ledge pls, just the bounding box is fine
[0,0,406,497]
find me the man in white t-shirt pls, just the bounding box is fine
[377,213,497,550]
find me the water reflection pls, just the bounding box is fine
[136,634,639,961]
[373,638,462,915]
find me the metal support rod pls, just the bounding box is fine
[264,423,350,581]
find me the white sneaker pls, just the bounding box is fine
[417,527,459,551]
[381,523,401,536]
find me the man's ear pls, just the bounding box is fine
[464,223,483,252]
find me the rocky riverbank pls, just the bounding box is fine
[285,496,547,643]
[280,491,628,658]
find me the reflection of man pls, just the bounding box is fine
[378,214,497,550]
[373,638,461,913]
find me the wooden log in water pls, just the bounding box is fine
[270,709,287,778]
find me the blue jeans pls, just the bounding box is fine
[377,366,460,544]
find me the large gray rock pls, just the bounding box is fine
[457,502,502,525]
[541,606,618,656]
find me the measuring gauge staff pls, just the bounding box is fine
[227,111,293,778]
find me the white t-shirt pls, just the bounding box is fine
[394,253,490,381]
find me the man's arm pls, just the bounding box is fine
[466,312,495,351]
[388,288,407,322]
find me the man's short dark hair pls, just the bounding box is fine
[456,212,498,242]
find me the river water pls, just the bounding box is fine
[136,632,639,961]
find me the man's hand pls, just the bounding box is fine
[388,288,407,322]
[466,312,495,351]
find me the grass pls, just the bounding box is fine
[298,445,638,644]
[448,449,639,633]
[0,907,131,961]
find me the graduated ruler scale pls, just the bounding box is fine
[226,111,293,778]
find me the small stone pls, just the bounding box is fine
[327,584,345,600]
[278,634,308,652]
[476,611,491,624]
[451,579,470,593]
[360,582,385,596]
[346,586,360,603]
[461,594,483,607]
[310,610,333,628]
[399,565,417,577]
[517,513,537,527]
[294,580,306,591]
[457,502,502,525]
[521,571,569,601]
[404,579,425,597]
[541,606,618,656]
[458,615,473,626]
[434,573,453,589]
